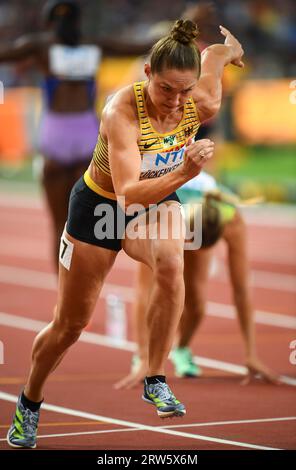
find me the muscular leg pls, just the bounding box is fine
[133,263,153,362]
[123,202,185,376]
[114,262,153,389]
[24,233,117,402]
[178,248,212,348]
[42,158,89,269]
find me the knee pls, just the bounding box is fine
[154,252,184,291]
[54,318,88,347]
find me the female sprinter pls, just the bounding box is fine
[7,20,244,448]
[115,172,279,389]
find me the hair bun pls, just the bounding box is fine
[170,19,199,45]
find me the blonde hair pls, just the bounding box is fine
[150,19,201,75]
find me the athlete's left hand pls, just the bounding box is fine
[241,356,281,385]
[114,360,147,390]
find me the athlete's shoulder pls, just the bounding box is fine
[103,84,138,124]
[100,84,140,143]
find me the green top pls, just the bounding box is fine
[177,187,237,225]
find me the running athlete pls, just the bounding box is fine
[115,171,279,390]
[7,20,244,448]
[0,0,153,267]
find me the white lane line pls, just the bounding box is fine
[2,237,295,268]
[207,302,296,330]
[1,241,296,271]
[0,311,136,351]
[0,192,42,209]
[1,195,295,228]
[0,428,137,441]
[0,416,296,441]
[240,207,296,229]
[216,269,296,293]
[0,391,281,450]
[250,270,296,293]
[0,238,49,261]
[1,249,296,292]
[1,311,296,386]
[0,265,135,302]
[162,416,296,429]
[0,265,295,329]
[1,416,294,442]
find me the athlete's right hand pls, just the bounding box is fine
[180,138,215,180]
[220,25,244,68]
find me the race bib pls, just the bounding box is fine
[59,230,74,270]
[141,147,185,171]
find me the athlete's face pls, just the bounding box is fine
[145,66,198,114]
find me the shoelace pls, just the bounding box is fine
[151,383,175,402]
[23,409,38,436]
[183,350,195,366]
[188,356,195,366]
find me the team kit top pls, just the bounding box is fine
[84,80,201,199]
[83,80,236,225]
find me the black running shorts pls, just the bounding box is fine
[67,176,180,252]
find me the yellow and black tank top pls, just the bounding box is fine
[88,81,201,194]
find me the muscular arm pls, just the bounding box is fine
[0,34,40,63]
[105,87,215,208]
[107,113,214,209]
[193,26,244,122]
[107,110,188,208]
[193,45,231,121]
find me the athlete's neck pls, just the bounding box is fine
[144,83,183,124]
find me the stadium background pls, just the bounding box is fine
[0,0,295,202]
[0,0,296,452]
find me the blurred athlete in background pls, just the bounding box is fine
[0,0,152,267]
[115,170,279,390]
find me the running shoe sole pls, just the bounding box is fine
[6,430,36,449]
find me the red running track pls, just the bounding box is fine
[0,194,295,450]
